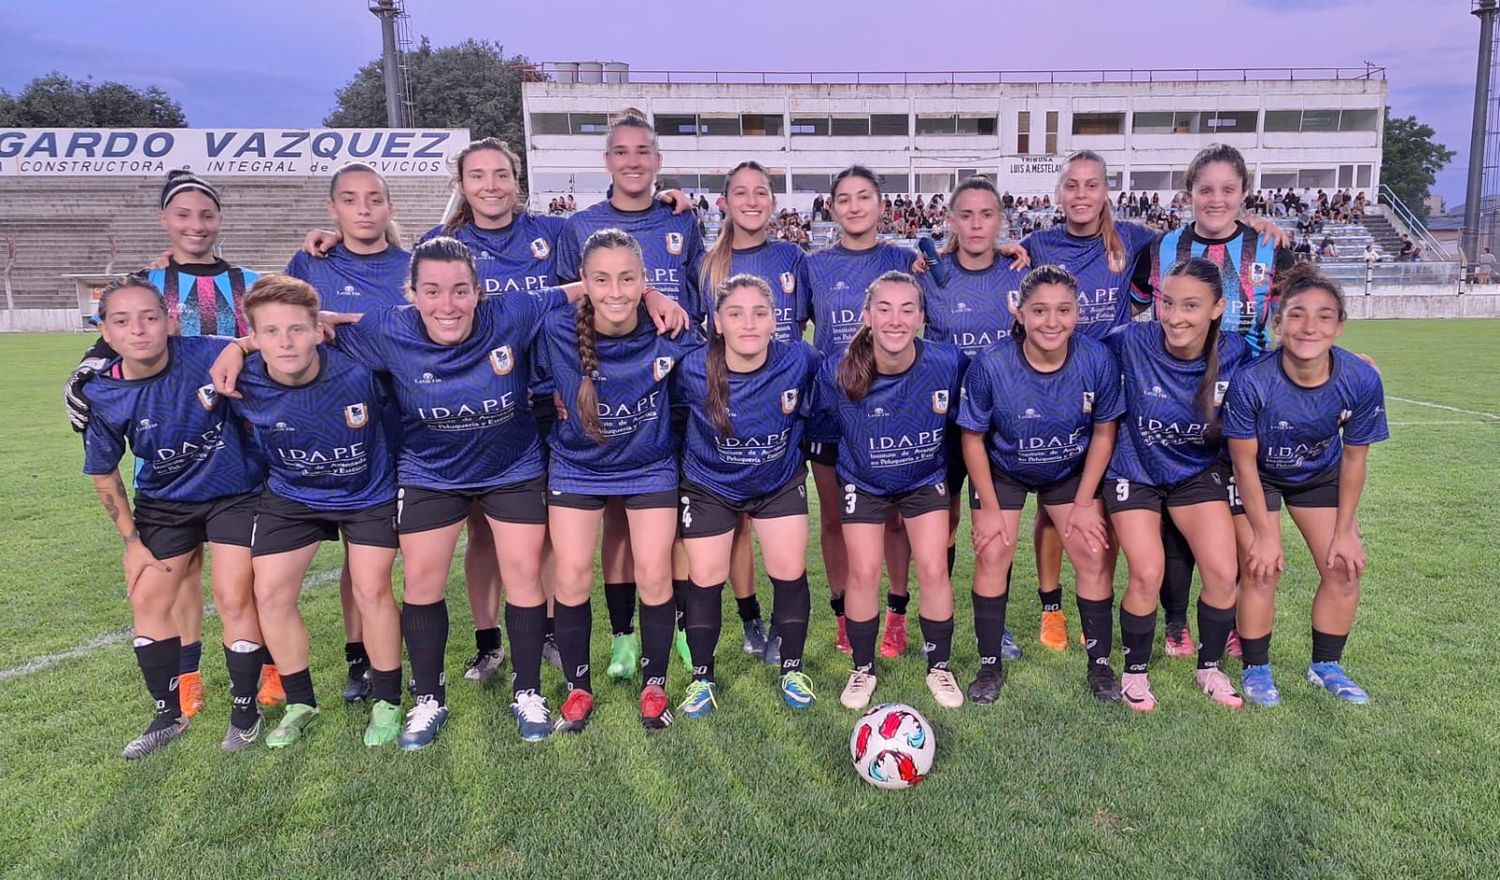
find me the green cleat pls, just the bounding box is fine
[363,700,402,747]
[265,703,319,748]
[674,628,693,669]
[607,633,641,681]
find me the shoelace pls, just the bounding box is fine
[683,681,717,709]
[405,699,443,733]
[513,693,548,724]
[930,670,961,696]
[468,650,500,668]
[783,672,814,695]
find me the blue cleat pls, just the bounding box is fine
[1001,628,1023,661]
[679,680,718,719]
[780,671,816,710]
[510,691,551,741]
[1242,664,1282,707]
[398,697,449,750]
[1307,662,1369,703]
[763,632,782,667]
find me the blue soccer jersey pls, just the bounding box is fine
[812,338,966,495]
[420,213,564,297]
[957,335,1125,486]
[807,242,918,355]
[1222,346,1389,483]
[703,241,813,344]
[232,345,396,511]
[538,304,706,495]
[919,252,1025,357]
[554,201,705,322]
[82,336,265,502]
[285,243,410,313]
[147,261,262,337]
[674,339,820,502]
[1108,322,1253,487]
[1022,220,1157,340]
[333,288,569,490]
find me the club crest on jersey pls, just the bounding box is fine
[489,345,515,376]
[779,271,796,294]
[1082,391,1095,414]
[196,384,217,411]
[1213,380,1230,406]
[932,390,950,414]
[1338,409,1353,426]
[529,238,551,260]
[1250,262,1268,284]
[344,403,369,429]
[1007,289,1022,309]
[781,388,799,414]
[652,356,675,381]
[664,232,684,255]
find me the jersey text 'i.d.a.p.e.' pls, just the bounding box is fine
[1023,221,1157,339]
[919,252,1025,358]
[421,214,564,298]
[554,202,705,322]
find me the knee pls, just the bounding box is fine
[1127,561,1164,593]
[1321,573,1361,602]
[846,559,882,590]
[914,559,948,590]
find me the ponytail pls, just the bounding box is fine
[836,325,878,401]
[575,297,605,442]
[705,332,732,435]
[1058,151,1127,272]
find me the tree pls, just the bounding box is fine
[324,39,543,175]
[1381,107,1454,222]
[0,72,186,127]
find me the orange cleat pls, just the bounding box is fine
[835,616,852,654]
[878,610,908,658]
[257,664,286,709]
[178,670,205,719]
[1039,610,1069,652]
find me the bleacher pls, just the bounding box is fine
[0,177,453,315]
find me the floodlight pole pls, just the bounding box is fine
[370,0,408,128]
[1463,0,1498,266]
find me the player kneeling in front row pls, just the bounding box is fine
[1224,265,1388,706]
[81,276,269,759]
[675,274,821,717]
[224,276,406,747]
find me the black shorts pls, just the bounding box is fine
[839,480,951,525]
[969,468,1084,511]
[1103,463,1232,515]
[547,487,678,512]
[396,474,548,533]
[1230,464,1341,514]
[679,474,809,539]
[133,491,259,560]
[251,492,398,557]
[805,439,838,468]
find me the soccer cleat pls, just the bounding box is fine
[1242,664,1281,707]
[541,636,563,670]
[607,634,641,680]
[1039,610,1069,652]
[763,633,782,667]
[1225,629,1243,660]
[925,669,965,709]
[178,670,205,719]
[265,703,320,748]
[640,684,675,730]
[674,628,693,669]
[879,610,908,658]
[1306,662,1370,704]
[510,691,552,741]
[398,697,449,750]
[219,715,262,753]
[742,618,770,658]
[343,668,372,703]
[966,665,1006,704]
[1163,621,1195,659]
[839,669,878,710]
[1001,628,1023,661]
[257,664,286,710]
[679,680,718,719]
[463,649,505,684]
[1121,672,1157,712]
[1195,667,1244,709]
[780,671,816,709]
[553,689,595,734]
[835,616,852,654]
[363,700,402,747]
[122,717,189,761]
[1087,664,1122,703]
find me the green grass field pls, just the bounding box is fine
[1,322,1497,879]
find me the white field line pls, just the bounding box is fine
[1388,395,1500,421]
[1388,420,1499,426]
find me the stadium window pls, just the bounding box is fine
[1260,171,1298,189]
[1106,170,1123,190]
[1045,111,1058,153]
[741,114,785,136]
[570,113,609,134]
[918,172,956,193]
[831,116,871,136]
[1356,164,1372,188]
[655,114,699,136]
[792,172,834,192]
[1339,109,1379,132]
[1017,111,1031,154]
[880,172,910,193]
[1264,110,1302,132]
[700,116,741,136]
[1204,110,1258,133]
[790,116,829,136]
[1338,164,1355,188]
[1071,112,1124,136]
[956,115,997,135]
[658,174,694,190]
[917,115,958,135]
[870,114,909,136]
[1132,111,1175,134]
[1129,170,1174,191]
[531,113,570,135]
[1300,109,1339,132]
[698,173,726,192]
[1170,112,1200,134]
[1298,168,1336,189]
[764,172,788,192]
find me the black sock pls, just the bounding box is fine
[1038,588,1063,613]
[685,581,724,682]
[545,614,555,637]
[1160,519,1194,627]
[402,599,449,705]
[672,578,690,631]
[946,544,957,577]
[1196,599,1237,670]
[133,636,182,730]
[847,615,879,671]
[344,641,370,677]
[770,574,810,675]
[886,591,910,616]
[1120,608,1157,674]
[972,592,1009,671]
[1077,596,1115,668]
[224,641,265,729]
[505,603,546,695]
[282,667,317,708]
[604,581,636,636]
[179,639,203,675]
[735,593,761,623]
[1241,633,1272,667]
[554,599,593,692]
[919,615,955,672]
[829,595,846,618]
[370,667,402,705]
[1311,628,1349,664]
[475,626,501,656]
[638,597,676,689]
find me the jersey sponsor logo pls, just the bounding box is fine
[652,356,675,382]
[344,402,369,429]
[490,345,515,376]
[867,406,890,419]
[1082,391,1095,414]
[1145,384,1168,399]
[415,371,441,385]
[340,284,360,297]
[781,388,799,414]
[196,383,217,411]
[1213,380,1230,406]
[529,238,551,260]
[1250,262,1268,284]
[780,271,797,294]
[953,301,972,313]
[932,390,949,415]
[1020,406,1041,419]
[271,420,295,433]
[664,232,684,255]
[137,417,158,431]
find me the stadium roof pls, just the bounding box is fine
[525,63,1387,86]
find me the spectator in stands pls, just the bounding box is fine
[1003,190,1015,212]
[697,193,710,216]
[1353,191,1366,215]
[1319,234,1338,260]
[1293,234,1313,263]
[1479,247,1496,283]
[1398,235,1414,261]
[1363,242,1381,265]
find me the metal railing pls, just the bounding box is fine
[532,64,1386,87]
[1378,184,1455,261]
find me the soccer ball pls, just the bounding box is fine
[849,702,935,789]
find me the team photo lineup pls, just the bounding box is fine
[61,107,1396,769]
